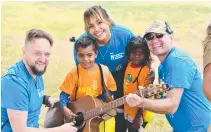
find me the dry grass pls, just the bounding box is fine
[2,2,211,131]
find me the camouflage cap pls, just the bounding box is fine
[145,20,172,34]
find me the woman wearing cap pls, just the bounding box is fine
[72,5,155,132]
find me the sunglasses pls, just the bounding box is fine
[145,33,164,41]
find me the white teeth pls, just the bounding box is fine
[153,45,160,48]
[95,31,103,36]
[83,62,90,65]
[37,63,45,65]
[37,63,45,67]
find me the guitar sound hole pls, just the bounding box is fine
[75,112,84,126]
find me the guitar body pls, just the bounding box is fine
[82,116,104,132]
[44,101,64,128]
[44,84,169,131]
[44,96,104,132]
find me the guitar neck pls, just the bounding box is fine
[83,83,168,120]
[83,96,127,120]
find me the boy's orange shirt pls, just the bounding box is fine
[59,64,117,101]
[124,62,150,119]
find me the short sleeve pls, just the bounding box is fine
[164,58,196,89]
[59,70,77,95]
[1,75,29,111]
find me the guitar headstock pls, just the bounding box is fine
[137,83,170,99]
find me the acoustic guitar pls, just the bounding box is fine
[44,83,169,132]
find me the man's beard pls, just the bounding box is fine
[29,64,47,75]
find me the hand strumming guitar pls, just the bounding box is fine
[63,106,76,120]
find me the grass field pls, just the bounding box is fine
[2,2,211,132]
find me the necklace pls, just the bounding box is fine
[98,32,111,60]
[99,45,110,60]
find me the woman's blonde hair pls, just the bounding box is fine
[84,5,115,32]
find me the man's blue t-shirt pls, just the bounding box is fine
[158,47,211,132]
[1,60,44,131]
[73,24,135,72]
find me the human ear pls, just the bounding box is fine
[22,47,26,55]
[169,34,174,41]
[95,50,98,58]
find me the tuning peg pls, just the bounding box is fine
[162,83,166,88]
[158,83,161,88]
[156,94,161,99]
[155,84,159,89]
[148,84,153,88]
[147,92,152,96]
[163,92,167,97]
[153,89,157,94]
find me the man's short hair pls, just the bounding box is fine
[25,29,53,47]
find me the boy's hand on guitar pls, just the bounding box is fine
[63,106,76,119]
[132,118,141,129]
[145,68,155,85]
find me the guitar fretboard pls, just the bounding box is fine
[83,96,126,120]
[82,83,168,120]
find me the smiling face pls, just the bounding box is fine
[87,15,111,45]
[146,32,173,61]
[84,6,114,45]
[130,48,145,65]
[23,38,52,77]
[76,45,97,70]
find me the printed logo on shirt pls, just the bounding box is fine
[167,114,174,118]
[78,87,99,97]
[92,80,98,90]
[110,52,124,60]
[126,74,132,84]
[37,89,44,98]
